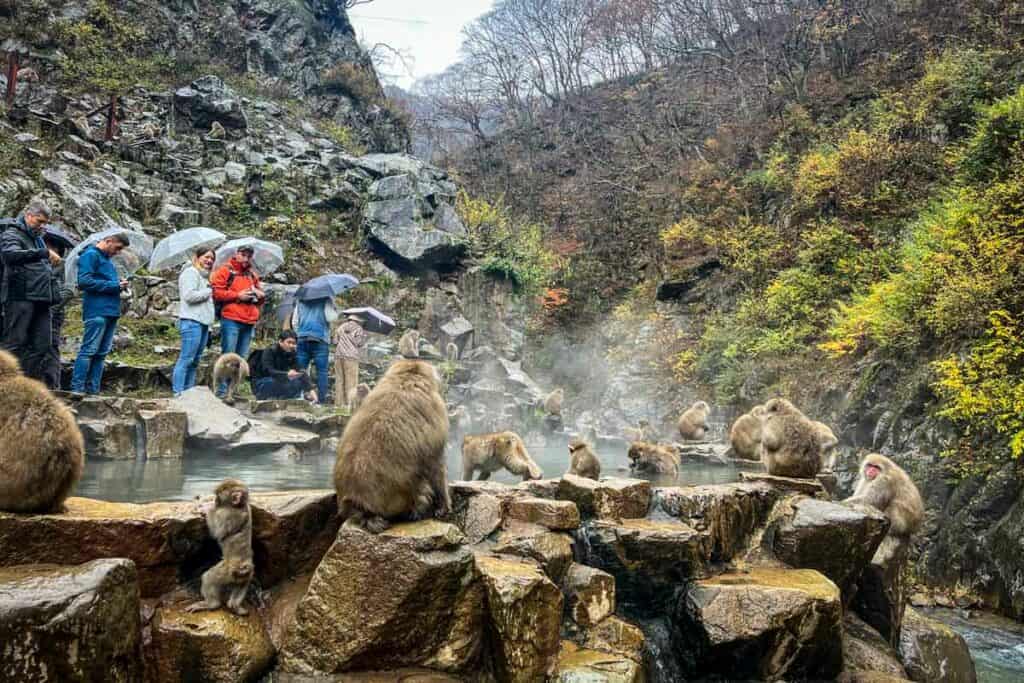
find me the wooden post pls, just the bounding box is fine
[104,93,117,141]
[5,52,19,107]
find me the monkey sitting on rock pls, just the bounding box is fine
[812,421,839,471]
[211,353,249,402]
[190,479,254,616]
[678,400,710,441]
[349,383,370,415]
[729,405,765,461]
[334,359,450,533]
[628,441,681,475]
[462,431,543,481]
[845,453,924,542]
[566,437,601,480]
[398,330,420,358]
[0,350,84,513]
[543,388,564,417]
[759,398,822,479]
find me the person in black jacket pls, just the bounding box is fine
[1,200,61,380]
[249,330,315,401]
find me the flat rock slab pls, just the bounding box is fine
[506,497,581,530]
[0,498,206,597]
[494,523,573,583]
[740,472,827,497]
[556,476,651,520]
[446,489,503,544]
[773,497,889,601]
[674,567,843,681]
[145,605,275,683]
[655,482,778,561]
[551,641,644,683]
[583,518,710,607]
[250,490,340,587]
[563,563,616,628]
[477,555,563,682]
[279,521,484,675]
[0,559,142,681]
[898,607,977,683]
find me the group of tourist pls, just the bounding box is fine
[1,201,368,406]
[1,200,130,394]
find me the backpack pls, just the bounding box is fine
[213,271,236,319]
[0,217,21,309]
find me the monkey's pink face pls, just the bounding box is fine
[864,463,882,480]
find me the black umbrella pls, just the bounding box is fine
[43,225,78,251]
[295,273,359,301]
[341,307,396,335]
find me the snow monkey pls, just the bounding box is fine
[191,479,254,615]
[334,360,450,533]
[812,420,839,471]
[544,388,564,417]
[628,441,681,475]
[446,342,459,362]
[845,453,924,540]
[729,405,765,461]
[462,431,543,481]
[622,419,653,443]
[567,437,601,480]
[678,400,710,441]
[211,353,249,402]
[349,383,371,415]
[0,350,84,513]
[398,329,420,358]
[759,398,822,478]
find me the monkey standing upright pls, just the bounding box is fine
[0,350,84,513]
[845,453,924,540]
[211,353,249,402]
[190,479,254,615]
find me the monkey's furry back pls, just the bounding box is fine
[333,360,449,519]
[0,351,84,513]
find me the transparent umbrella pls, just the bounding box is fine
[65,227,154,286]
[214,237,285,276]
[149,227,226,272]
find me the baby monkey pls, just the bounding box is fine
[187,558,254,616]
[190,479,254,616]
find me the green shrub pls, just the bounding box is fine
[958,85,1024,183]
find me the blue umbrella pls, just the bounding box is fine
[295,273,359,301]
[341,307,396,335]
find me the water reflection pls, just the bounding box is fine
[78,440,740,504]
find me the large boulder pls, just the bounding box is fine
[739,472,828,497]
[773,498,890,601]
[898,608,977,683]
[655,482,778,561]
[174,75,248,131]
[841,613,909,681]
[476,554,563,682]
[444,485,504,544]
[551,641,644,683]
[853,538,911,647]
[0,559,142,682]
[41,163,133,235]
[556,476,651,520]
[0,498,206,598]
[493,522,574,584]
[251,490,341,588]
[580,616,646,663]
[170,387,250,447]
[278,521,485,675]
[145,605,275,683]
[137,409,188,459]
[582,518,709,606]
[563,563,616,628]
[506,497,581,530]
[673,568,843,681]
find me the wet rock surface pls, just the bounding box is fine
[841,613,909,681]
[898,607,978,683]
[493,522,574,584]
[854,539,911,647]
[556,476,652,520]
[655,482,777,561]
[551,641,645,682]
[563,563,616,628]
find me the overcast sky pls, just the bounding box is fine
[349,1,495,89]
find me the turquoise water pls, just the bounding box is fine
[923,608,1024,683]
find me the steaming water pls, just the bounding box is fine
[77,441,740,503]
[923,608,1024,683]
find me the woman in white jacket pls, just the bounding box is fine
[172,248,216,395]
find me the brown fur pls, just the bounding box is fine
[729,405,765,461]
[678,400,710,441]
[187,558,254,616]
[845,453,924,539]
[622,419,652,443]
[334,360,450,533]
[445,342,459,362]
[628,441,680,475]
[462,431,543,481]
[812,420,839,470]
[349,383,371,414]
[212,353,249,401]
[567,437,601,480]
[0,350,84,513]
[398,330,420,358]
[543,388,564,416]
[759,398,822,478]
[205,479,253,564]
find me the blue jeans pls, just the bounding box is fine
[253,376,308,400]
[296,338,329,403]
[70,316,118,394]
[218,318,254,397]
[172,319,209,395]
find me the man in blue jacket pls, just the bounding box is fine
[70,233,130,395]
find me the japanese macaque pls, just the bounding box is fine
[462,431,543,481]
[845,453,924,540]
[813,420,839,471]
[349,383,370,414]
[0,350,84,513]
[678,401,710,441]
[759,398,822,478]
[544,388,564,417]
[448,405,472,441]
[628,441,681,475]
[211,353,249,402]
[187,558,254,616]
[446,342,459,362]
[567,437,601,480]
[398,330,420,358]
[622,419,653,443]
[334,360,450,533]
[729,405,765,461]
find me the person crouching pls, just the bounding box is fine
[250,330,315,401]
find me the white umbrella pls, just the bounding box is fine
[214,237,285,276]
[65,227,154,287]
[149,227,226,272]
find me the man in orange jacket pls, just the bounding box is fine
[211,246,265,397]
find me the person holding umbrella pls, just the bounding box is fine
[211,246,265,397]
[39,227,77,390]
[293,297,337,405]
[171,247,216,395]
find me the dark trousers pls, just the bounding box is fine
[39,306,65,390]
[253,375,311,400]
[2,300,51,380]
